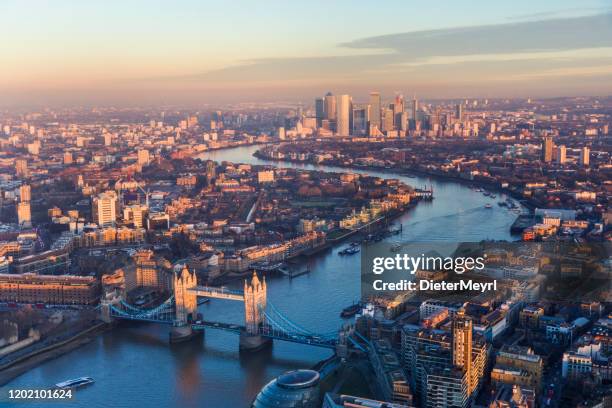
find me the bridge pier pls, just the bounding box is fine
[169,324,200,343]
[239,332,272,352]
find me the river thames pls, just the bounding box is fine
[4,144,521,408]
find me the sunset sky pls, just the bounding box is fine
[1,0,612,106]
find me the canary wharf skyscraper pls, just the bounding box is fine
[369,92,381,132]
[336,94,352,136]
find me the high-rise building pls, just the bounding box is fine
[541,136,554,163]
[412,96,419,121]
[352,105,369,136]
[382,108,395,132]
[315,97,325,128]
[324,92,336,121]
[20,184,31,203]
[17,202,31,228]
[393,94,404,130]
[336,94,352,136]
[15,159,28,178]
[556,145,567,164]
[455,103,463,122]
[402,315,488,408]
[93,191,118,227]
[369,92,382,131]
[453,310,475,394]
[580,146,590,166]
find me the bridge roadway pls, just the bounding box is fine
[188,286,245,301]
[190,320,337,349]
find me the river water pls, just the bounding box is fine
[3,144,520,408]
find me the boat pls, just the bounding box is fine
[55,377,94,389]
[340,303,361,318]
[390,243,402,252]
[484,204,493,209]
[483,191,490,196]
[490,194,496,199]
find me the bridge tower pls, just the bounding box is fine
[240,271,271,351]
[244,271,267,334]
[173,265,198,325]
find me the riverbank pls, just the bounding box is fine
[253,150,533,213]
[0,322,108,386]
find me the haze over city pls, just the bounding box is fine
[1,0,612,106]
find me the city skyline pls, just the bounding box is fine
[1,0,612,106]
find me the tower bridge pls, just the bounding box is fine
[102,267,349,352]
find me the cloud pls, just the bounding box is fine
[340,13,612,58]
[130,12,612,100]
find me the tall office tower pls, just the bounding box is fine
[455,103,463,122]
[352,105,368,136]
[15,159,28,178]
[315,97,325,128]
[324,92,336,121]
[64,151,73,165]
[453,310,474,393]
[580,146,590,166]
[93,191,118,227]
[556,145,567,164]
[137,149,150,166]
[336,94,352,136]
[104,133,112,146]
[402,322,488,408]
[19,184,31,203]
[17,202,32,228]
[393,94,404,129]
[369,92,382,131]
[400,112,408,132]
[412,96,419,121]
[541,136,554,163]
[382,107,395,132]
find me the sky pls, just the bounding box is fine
[1,0,612,106]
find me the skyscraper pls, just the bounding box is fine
[315,97,325,128]
[382,107,395,133]
[369,92,381,132]
[393,94,404,130]
[541,136,554,163]
[352,105,368,136]
[412,96,419,121]
[453,310,474,394]
[455,103,463,122]
[336,94,352,136]
[324,92,336,121]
